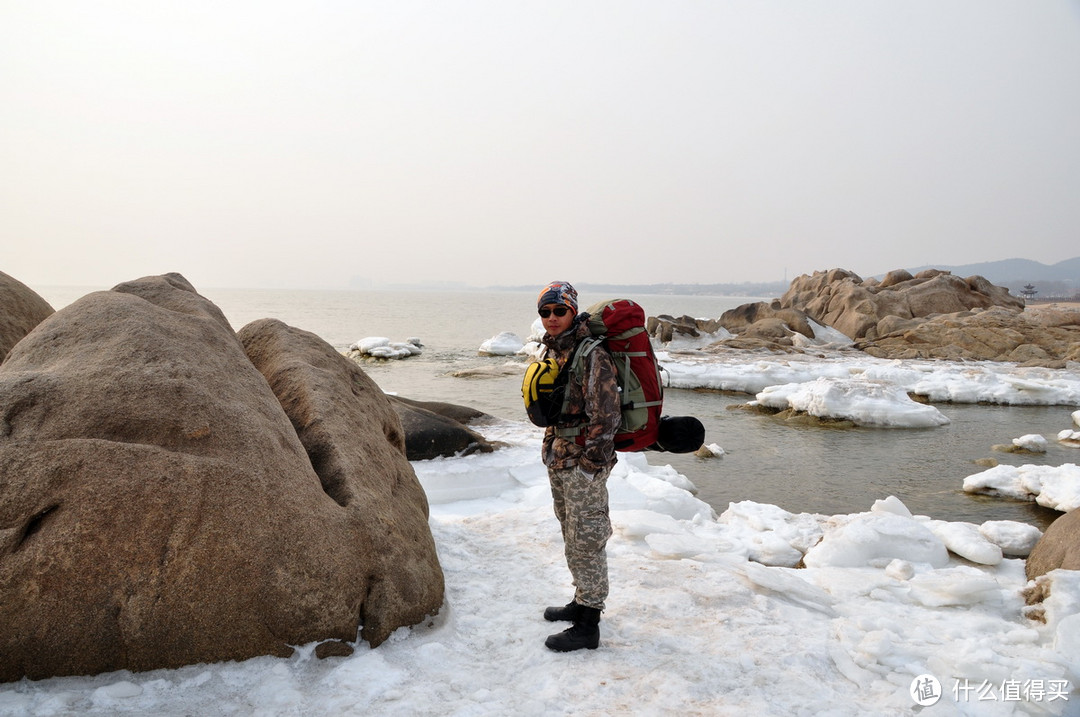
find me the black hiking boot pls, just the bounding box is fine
[545,606,601,652]
[543,601,583,622]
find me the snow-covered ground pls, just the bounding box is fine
[3,417,1079,716]
[3,346,1079,716]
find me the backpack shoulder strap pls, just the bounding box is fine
[554,336,609,439]
[567,335,604,375]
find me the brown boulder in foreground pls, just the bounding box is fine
[0,270,54,362]
[238,318,444,639]
[0,274,443,682]
[1026,508,1080,581]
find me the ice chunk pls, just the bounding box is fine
[870,495,913,518]
[924,519,1003,565]
[478,332,524,356]
[884,559,915,581]
[1012,433,1047,452]
[350,336,422,360]
[802,511,949,568]
[978,520,1043,557]
[718,500,825,566]
[754,377,950,428]
[964,463,1080,512]
[908,566,1000,607]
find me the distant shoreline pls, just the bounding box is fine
[1024,299,1080,310]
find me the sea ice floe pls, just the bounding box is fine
[1013,433,1049,452]
[1059,411,1080,447]
[349,336,423,359]
[477,331,524,356]
[659,353,1080,406]
[753,377,950,428]
[963,463,1080,512]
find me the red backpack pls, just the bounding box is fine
[555,299,664,452]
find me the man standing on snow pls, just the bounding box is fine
[534,281,620,651]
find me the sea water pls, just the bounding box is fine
[38,285,1070,529]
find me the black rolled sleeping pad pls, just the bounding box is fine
[652,415,706,453]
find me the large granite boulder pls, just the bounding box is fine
[0,271,54,362]
[238,319,443,636]
[1026,509,1080,580]
[0,274,443,682]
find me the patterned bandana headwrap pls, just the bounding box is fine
[537,281,578,313]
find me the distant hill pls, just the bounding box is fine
[898,257,1080,296]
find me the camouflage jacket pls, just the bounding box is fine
[540,319,620,474]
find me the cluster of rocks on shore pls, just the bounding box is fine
[0,271,479,682]
[650,267,1080,367]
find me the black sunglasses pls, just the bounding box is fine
[538,306,571,318]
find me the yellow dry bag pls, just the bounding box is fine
[521,358,566,427]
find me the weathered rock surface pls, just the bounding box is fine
[718,302,815,340]
[0,274,443,682]
[650,268,1079,365]
[1026,508,1080,580]
[855,305,1080,366]
[779,268,1025,341]
[0,271,54,362]
[391,395,490,426]
[648,304,816,350]
[647,314,724,343]
[389,396,500,460]
[238,318,444,636]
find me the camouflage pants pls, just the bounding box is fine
[548,465,613,611]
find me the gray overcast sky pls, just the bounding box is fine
[2,1,1078,290]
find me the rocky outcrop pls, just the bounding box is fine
[0,274,443,682]
[717,302,816,340]
[648,305,816,350]
[779,268,1024,341]
[653,268,1078,365]
[388,395,501,460]
[647,314,724,343]
[855,304,1080,365]
[1026,509,1080,580]
[0,271,54,362]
